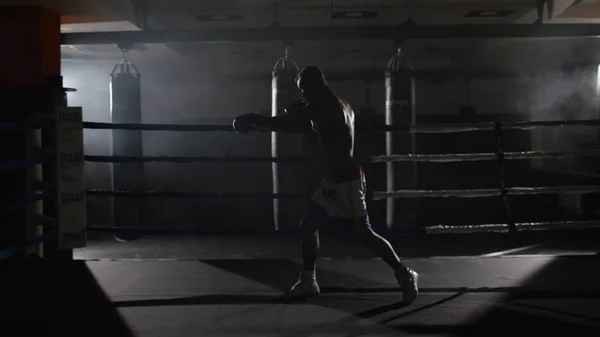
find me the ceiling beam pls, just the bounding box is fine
[512,0,581,23]
[475,0,582,57]
[223,66,597,84]
[61,23,600,45]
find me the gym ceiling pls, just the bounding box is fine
[3,0,600,71]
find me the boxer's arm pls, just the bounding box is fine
[254,108,314,133]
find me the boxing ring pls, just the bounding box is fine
[2,80,600,335]
[83,118,600,235]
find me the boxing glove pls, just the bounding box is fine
[232,113,263,134]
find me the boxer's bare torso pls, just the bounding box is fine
[307,93,357,176]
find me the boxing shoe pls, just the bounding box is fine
[280,271,320,301]
[395,265,419,304]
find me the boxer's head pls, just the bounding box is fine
[296,66,329,103]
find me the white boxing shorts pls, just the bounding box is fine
[305,165,373,232]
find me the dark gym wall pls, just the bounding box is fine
[62,54,600,230]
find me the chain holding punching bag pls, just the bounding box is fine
[385,47,418,230]
[110,55,143,241]
[271,47,317,230]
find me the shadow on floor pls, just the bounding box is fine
[0,260,134,336]
[109,257,600,336]
[386,256,600,336]
[111,286,600,309]
[200,258,600,336]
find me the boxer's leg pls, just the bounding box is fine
[300,217,321,272]
[300,178,338,272]
[280,189,330,300]
[343,175,419,304]
[355,221,402,271]
[359,226,418,303]
[341,176,402,269]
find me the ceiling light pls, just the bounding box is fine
[332,11,378,19]
[464,10,514,18]
[195,14,242,22]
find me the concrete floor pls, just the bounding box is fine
[3,233,600,336]
[76,230,600,260]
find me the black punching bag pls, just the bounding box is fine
[271,49,310,230]
[110,58,144,241]
[385,47,417,230]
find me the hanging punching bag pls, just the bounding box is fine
[356,85,376,167]
[271,48,307,230]
[385,47,418,230]
[110,57,143,241]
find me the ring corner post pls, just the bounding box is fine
[0,5,63,261]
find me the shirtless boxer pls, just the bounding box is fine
[233,66,418,303]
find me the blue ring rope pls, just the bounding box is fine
[0,119,56,260]
[0,120,54,132]
[0,155,53,172]
[0,231,56,260]
[0,193,54,213]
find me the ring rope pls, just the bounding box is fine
[4,218,599,261]
[409,119,600,133]
[426,220,600,234]
[2,217,598,260]
[84,155,319,164]
[0,193,54,213]
[3,115,600,249]
[81,118,600,133]
[86,190,308,199]
[0,231,56,260]
[84,149,600,165]
[371,149,600,163]
[83,122,230,132]
[0,115,54,132]
[2,115,599,133]
[0,155,53,172]
[86,219,600,236]
[85,185,600,200]
[372,185,600,199]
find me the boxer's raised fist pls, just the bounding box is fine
[233,113,263,134]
